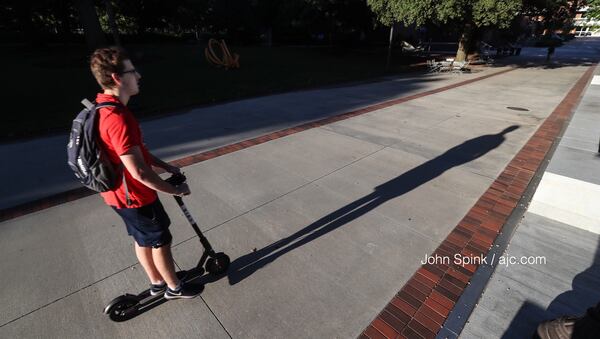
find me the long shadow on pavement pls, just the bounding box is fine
[225,125,519,285]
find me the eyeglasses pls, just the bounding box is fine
[120,68,139,75]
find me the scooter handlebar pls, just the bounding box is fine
[165,173,187,186]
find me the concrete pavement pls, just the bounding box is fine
[1,38,599,338]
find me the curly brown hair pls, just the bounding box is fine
[90,47,130,89]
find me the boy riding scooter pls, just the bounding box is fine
[89,46,197,299]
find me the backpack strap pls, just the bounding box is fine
[86,99,131,207]
[96,102,123,110]
[123,172,131,207]
[82,97,123,110]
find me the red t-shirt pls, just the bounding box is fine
[96,93,157,208]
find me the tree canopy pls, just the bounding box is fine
[366,0,524,60]
[366,0,522,28]
[1,0,387,48]
[587,0,600,19]
[1,0,585,58]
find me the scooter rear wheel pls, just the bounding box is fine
[106,296,140,322]
[206,252,230,275]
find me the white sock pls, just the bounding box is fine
[169,280,182,292]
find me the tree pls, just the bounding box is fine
[103,0,120,45]
[253,0,283,46]
[252,0,306,46]
[521,0,585,35]
[588,0,600,18]
[74,0,106,50]
[367,0,522,61]
[1,0,78,45]
[172,0,211,40]
[302,0,374,45]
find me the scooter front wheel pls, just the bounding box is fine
[206,252,230,275]
[104,295,140,322]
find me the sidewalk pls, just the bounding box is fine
[0,66,501,211]
[461,61,600,338]
[0,39,598,338]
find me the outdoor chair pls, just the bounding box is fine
[401,40,424,53]
[438,60,453,72]
[451,60,470,74]
[427,59,442,73]
[481,41,495,51]
[479,41,495,65]
[482,53,494,65]
[469,54,493,66]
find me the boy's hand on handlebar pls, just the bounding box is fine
[166,164,181,174]
[174,183,191,197]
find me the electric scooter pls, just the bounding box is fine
[103,173,230,322]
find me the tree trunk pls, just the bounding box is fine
[455,23,473,62]
[386,24,394,70]
[569,0,580,17]
[75,0,106,50]
[103,0,121,46]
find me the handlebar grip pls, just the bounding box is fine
[165,173,186,186]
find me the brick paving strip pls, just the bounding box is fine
[0,68,515,223]
[359,63,598,339]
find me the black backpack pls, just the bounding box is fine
[67,99,126,194]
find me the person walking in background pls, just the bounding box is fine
[546,45,556,62]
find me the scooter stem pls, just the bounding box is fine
[173,196,214,252]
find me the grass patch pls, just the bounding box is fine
[1,43,423,141]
